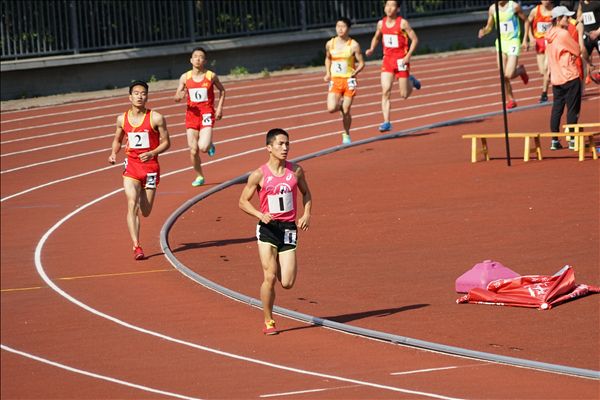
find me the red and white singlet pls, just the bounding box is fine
[123,109,160,162]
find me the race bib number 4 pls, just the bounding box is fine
[127,131,150,149]
[396,59,407,71]
[331,61,348,75]
[188,87,208,103]
[267,191,293,214]
[383,34,399,48]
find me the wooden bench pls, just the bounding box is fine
[462,132,599,162]
[539,131,599,161]
[461,133,542,163]
[563,123,600,152]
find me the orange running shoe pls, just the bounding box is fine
[263,319,278,335]
[133,246,145,260]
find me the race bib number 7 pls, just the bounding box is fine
[127,131,150,149]
[267,191,293,214]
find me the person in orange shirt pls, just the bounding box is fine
[545,6,582,150]
[324,17,365,144]
[109,81,171,260]
[174,47,226,186]
[528,0,553,102]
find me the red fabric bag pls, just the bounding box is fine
[457,266,600,310]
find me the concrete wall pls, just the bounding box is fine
[0,12,494,100]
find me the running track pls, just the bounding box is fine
[1,49,599,399]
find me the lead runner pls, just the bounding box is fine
[238,128,313,335]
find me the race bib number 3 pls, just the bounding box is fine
[267,191,293,214]
[127,131,150,149]
[383,34,399,48]
[331,61,348,75]
[347,77,357,90]
[189,87,208,103]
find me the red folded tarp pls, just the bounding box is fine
[457,265,600,310]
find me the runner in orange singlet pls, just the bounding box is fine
[324,17,365,144]
[366,0,421,132]
[109,81,171,260]
[528,1,554,102]
[174,47,226,187]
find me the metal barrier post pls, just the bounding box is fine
[300,0,306,31]
[69,0,79,54]
[187,0,195,43]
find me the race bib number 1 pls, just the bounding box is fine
[284,229,297,246]
[267,191,293,214]
[127,131,150,149]
[383,34,399,48]
[189,87,208,103]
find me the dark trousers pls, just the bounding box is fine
[550,78,581,140]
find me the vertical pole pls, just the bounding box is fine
[187,0,195,42]
[300,0,306,31]
[494,0,511,166]
[69,0,79,54]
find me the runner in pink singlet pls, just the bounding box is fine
[239,128,313,336]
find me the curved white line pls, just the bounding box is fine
[28,151,462,400]
[0,344,201,400]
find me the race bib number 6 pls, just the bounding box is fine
[267,191,293,214]
[188,87,208,103]
[127,131,150,149]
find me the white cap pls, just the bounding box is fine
[551,6,575,19]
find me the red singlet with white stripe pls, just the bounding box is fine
[258,162,298,222]
[185,70,215,111]
[123,109,160,162]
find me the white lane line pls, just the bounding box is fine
[1,344,201,400]
[26,153,463,400]
[0,54,499,123]
[259,385,358,398]
[391,366,460,375]
[0,58,508,136]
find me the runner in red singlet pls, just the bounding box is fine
[528,1,554,102]
[239,128,313,335]
[365,0,421,132]
[174,47,226,187]
[109,80,171,260]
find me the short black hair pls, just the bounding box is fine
[129,80,148,94]
[337,17,352,28]
[266,128,289,145]
[191,47,207,56]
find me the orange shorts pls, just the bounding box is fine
[381,54,410,78]
[123,158,160,189]
[185,107,215,130]
[328,76,356,97]
[535,38,547,54]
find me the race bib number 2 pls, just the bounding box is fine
[267,191,293,214]
[127,131,150,149]
[145,172,157,189]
